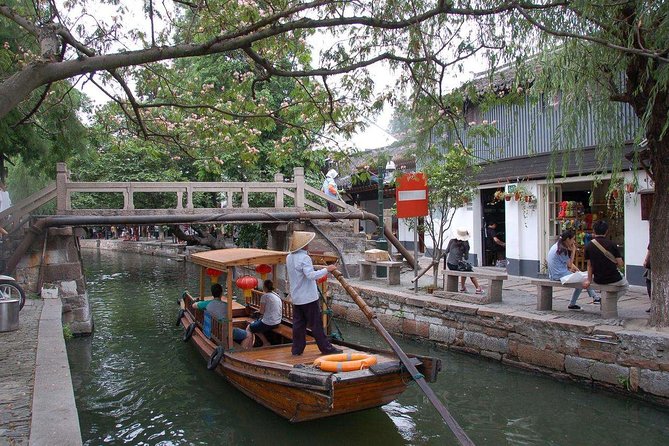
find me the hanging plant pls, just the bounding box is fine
[625,182,635,193]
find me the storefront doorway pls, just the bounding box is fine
[540,179,625,272]
[480,188,506,266]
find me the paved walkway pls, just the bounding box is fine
[377,256,663,334]
[0,299,42,446]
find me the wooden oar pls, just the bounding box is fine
[332,270,475,446]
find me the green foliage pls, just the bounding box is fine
[62,324,73,341]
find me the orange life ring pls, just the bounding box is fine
[313,352,377,372]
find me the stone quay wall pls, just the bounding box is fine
[79,238,188,259]
[329,282,669,406]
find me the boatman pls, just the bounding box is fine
[286,231,342,356]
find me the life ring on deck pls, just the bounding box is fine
[176,309,185,327]
[207,346,225,370]
[313,352,377,372]
[182,323,196,342]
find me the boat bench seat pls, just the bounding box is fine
[270,323,313,341]
[442,269,507,303]
[530,278,627,318]
[358,260,403,285]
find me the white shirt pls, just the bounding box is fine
[260,291,283,326]
[286,249,328,305]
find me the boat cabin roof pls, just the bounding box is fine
[191,248,288,269]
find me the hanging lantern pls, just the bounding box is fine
[206,268,222,283]
[235,275,258,300]
[317,275,328,284]
[255,264,272,281]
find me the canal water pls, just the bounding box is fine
[67,250,669,445]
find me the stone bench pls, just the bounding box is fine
[442,269,507,303]
[530,278,627,318]
[358,260,403,285]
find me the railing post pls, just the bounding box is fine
[294,167,305,209]
[274,172,284,208]
[242,185,249,208]
[186,185,193,209]
[176,191,183,209]
[56,163,69,212]
[126,184,134,210]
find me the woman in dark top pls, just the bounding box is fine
[445,228,483,294]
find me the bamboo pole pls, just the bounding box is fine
[332,270,475,446]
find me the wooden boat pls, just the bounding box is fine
[177,248,442,422]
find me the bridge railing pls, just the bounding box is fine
[0,182,57,234]
[55,163,356,216]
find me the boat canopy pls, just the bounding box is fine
[190,248,288,269]
[190,248,339,270]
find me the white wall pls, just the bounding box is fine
[623,171,651,266]
[504,182,541,262]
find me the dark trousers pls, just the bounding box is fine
[291,300,333,355]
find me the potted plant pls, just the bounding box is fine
[625,182,636,193]
[504,193,512,201]
[493,189,505,202]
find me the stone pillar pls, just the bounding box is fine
[55,162,69,213]
[15,227,93,335]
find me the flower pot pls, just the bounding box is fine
[514,192,521,201]
[504,195,512,201]
[611,189,619,199]
[524,195,533,203]
[625,183,635,193]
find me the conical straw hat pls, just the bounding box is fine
[289,231,316,252]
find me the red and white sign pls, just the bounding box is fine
[396,172,428,218]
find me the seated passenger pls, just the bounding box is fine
[249,280,283,336]
[192,283,248,344]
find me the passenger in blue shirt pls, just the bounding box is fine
[547,230,599,310]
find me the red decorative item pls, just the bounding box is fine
[611,189,619,200]
[558,201,568,219]
[206,268,222,283]
[317,275,328,284]
[255,264,272,281]
[235,275,258,299]
[625,183,635,193]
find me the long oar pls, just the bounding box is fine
[332,270,475,446]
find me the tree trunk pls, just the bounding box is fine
[648,138,669,326]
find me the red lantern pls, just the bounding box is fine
[317,275,328,284]
[235,275,258,300]
[206,268,222,283]
[255,264,272,281]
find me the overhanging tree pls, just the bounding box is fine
[1,1,668,325]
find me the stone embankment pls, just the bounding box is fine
[329,277,669,406]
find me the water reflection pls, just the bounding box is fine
[68,250,669,445]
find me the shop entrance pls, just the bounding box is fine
[542,179,625,271]
[480,188,506,266]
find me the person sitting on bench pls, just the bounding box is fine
[192,283,250,345]
[547,229,599,310]
[584,220,628,298]
[249,280,283,343]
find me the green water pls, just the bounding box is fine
[67,250,669,445]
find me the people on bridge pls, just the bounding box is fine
[445,228,483,294]
[321,169,341,212]
[547,229,599,310]
[192,283,250,345]
[286,231,341,356]
[249,280,283,335]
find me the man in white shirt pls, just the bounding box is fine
[286,231,341,356]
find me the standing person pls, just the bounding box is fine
[0,182,11,212]
[249,279,283,335]
[584,220,628,298]
[286,231,341,356]
[485,222,506,265]
[547,230,599,310]
[321,169,341,212]
[444,228,483,294]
